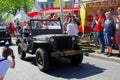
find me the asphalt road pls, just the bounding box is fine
[0,41,120,80]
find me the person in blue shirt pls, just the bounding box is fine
[104,11,115,57]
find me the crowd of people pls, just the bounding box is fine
[92,7,120,57]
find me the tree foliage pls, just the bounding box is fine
[0,0,35,15]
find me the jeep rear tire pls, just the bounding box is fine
[18,43,26,60]
[70,54,83,66]
[35,48,49,72]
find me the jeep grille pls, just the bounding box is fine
[55,36,73,50]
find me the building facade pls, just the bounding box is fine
[38,0,73,9]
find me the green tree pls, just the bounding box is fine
[54,0,66,8]
[0,0,35,16]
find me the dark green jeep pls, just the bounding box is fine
[16,19,83,72]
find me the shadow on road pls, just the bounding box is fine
[24,56,106,79]
[45,59,106,79]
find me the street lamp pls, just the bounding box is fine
[59,0,64,33]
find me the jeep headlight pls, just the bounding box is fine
[6,32,8,34]
[49,38,54,43]
[72,36,76,41]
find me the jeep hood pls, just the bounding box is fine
[0,26,6,30]
[33,34,69,41]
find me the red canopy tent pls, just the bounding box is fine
[39,7,80,13]
[27,7,80,18]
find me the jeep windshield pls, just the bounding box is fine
[30,19,63,36]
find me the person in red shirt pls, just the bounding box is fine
[94,9,105,53]
[9,23,15,37]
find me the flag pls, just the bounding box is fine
[36,0,48,2]
[80,4,86,33]
[54,0,66,8]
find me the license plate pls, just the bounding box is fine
[63,50,76,56]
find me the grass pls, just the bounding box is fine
[78,36,99,53]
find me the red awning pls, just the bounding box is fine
[27,12,39,18]
[28,7,80,18]
[39,7,80,13]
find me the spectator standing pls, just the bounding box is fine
[94,9,105,53]
[9,23,15,37]
[91,16,99,47]
[104,12,115,57]
[0,47,15,80]
[64,19,79,35]
[109,7,116,48]
[114,7,120,57]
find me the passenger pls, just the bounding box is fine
[42,23,48,29]
[104,12,115,57]
[23,23,31,37]
[36,22,42,29]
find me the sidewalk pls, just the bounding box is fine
[87,52,120,63]
[79,38,120,63]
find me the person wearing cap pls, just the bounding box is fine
[0,47,15,80]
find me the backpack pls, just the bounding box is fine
[0,58,7,62]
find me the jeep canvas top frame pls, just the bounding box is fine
[30,19,63,36]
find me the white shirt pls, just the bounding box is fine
[0,56,12,78]
[66,23,79,35]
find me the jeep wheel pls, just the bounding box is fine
[70,54,83,66]
[18,44,26,60]
[8,38,12,45]
[35,48,49,72]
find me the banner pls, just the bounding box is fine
[80,4,86,33]
[89,0,118,7]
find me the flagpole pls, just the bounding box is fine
[60,0,64,33]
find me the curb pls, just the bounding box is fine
[85,53,120,63]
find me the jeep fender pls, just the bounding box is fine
[32,41,50,54]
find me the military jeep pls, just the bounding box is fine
[0,24,12,44]
[17,19,83,71]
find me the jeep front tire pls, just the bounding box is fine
[18,43,26,60]
[35,48,49,72]
[70,54,83,66]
